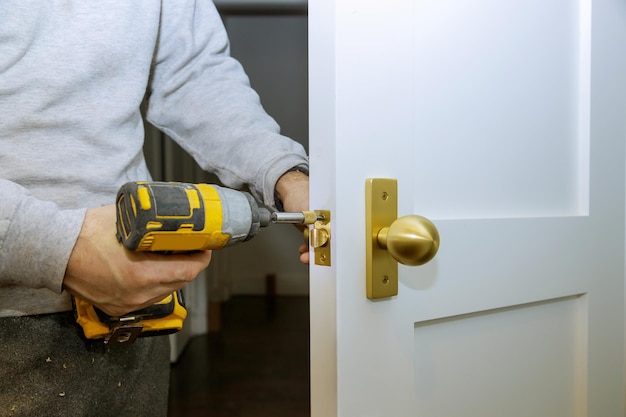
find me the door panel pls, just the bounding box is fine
[412,0,590,220]
[413,295,587,417]
[309,0,626,416]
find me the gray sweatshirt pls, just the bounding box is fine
[0,1,308,316]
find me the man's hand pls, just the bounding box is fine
[275,169,310,264]
[63,205,212,316]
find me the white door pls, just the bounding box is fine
[308,0,626,416]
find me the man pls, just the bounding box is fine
[0,1,309,416]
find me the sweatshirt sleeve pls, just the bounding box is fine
[0,179,86,292]
[143,0,308,210]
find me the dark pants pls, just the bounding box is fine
[0,312,170,417]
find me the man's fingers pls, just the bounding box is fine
[298,244,310,265]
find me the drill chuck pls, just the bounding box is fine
[224,187,271,243]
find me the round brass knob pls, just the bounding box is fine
[376,215,440,266]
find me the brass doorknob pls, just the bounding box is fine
[366,178,440,299]
[376,215,440,266]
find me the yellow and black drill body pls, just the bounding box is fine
[74,181,288,344]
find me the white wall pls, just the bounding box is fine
[218,8,309,296]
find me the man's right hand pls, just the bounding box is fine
[63,205,212,317]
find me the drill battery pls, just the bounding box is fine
[73,291,186,344]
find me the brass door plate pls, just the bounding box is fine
[366,178,398,299]
[312,210,331,266]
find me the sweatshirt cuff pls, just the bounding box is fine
[259,156,309,212]
[0,196,86,294]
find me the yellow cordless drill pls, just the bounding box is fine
[73,181,313,344]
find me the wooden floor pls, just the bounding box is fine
[168,296,310,417]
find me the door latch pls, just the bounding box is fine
[309,210,331,266]
[273,210,331,266]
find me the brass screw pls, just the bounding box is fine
[382,276,389,284]
[381,192,389,201]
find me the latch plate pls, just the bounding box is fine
[311,210,331,266]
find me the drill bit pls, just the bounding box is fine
[271,211,322,225]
